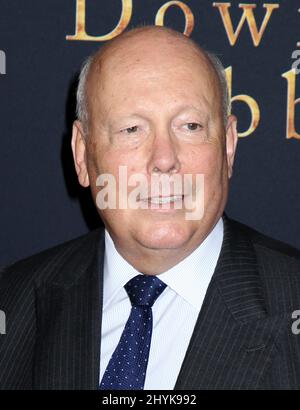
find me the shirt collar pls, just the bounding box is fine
[103,218,224,310]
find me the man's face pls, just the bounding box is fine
[73,35,237,259]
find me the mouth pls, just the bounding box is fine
[141,195,184,205]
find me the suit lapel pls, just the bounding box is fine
[33,218,288,390]
[34,229,105,389]
[175,216,286,390]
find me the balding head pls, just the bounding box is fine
[76,26,230,138]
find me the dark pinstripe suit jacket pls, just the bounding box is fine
[1,216,300,390]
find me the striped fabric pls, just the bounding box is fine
[1,216,300,389]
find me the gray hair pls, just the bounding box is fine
[206,51,231,125]
[76,45,230,137]
[76,55,93,137]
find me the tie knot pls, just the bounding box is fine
[124,274,167,307]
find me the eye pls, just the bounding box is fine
[121,125,138,134]
[185,122,202,131]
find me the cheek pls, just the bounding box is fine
[87,144,144,202]
[87,140,125,174]
[182,144,224,176]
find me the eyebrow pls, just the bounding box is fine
[172,105,210,118]
[104,101,211,126]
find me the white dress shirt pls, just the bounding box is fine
[100,218,224,390]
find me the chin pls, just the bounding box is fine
[135,221,193,250]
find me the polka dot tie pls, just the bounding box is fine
[100,274,167,390]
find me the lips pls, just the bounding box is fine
[141,195,183,204]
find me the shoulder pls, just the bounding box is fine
[229,217,300,264]
[227,217,300,313]
[0,228,104,293]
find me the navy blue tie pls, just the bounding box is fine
[100,274,167,390]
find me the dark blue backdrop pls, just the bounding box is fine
[1,0,299,266]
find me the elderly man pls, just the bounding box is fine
[1,26,300,390]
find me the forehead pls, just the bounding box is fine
[87,34,220,116]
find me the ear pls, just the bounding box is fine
[71,120,90,187]
[225,115,238,179]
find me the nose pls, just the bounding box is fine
[147,130,181,175]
